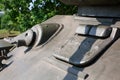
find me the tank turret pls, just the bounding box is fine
[60,0,120,18]
[59,0,120,6]
[0,0,120,80]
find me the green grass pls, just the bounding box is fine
[0,29,20,38]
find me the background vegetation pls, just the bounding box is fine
[0,0,77,32]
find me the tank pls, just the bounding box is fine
[0,0,120,80]
[59,0,120,6]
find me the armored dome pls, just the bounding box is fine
[59,0,120,6]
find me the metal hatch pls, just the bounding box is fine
[53,25,120,66]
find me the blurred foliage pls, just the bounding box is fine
[0,0,77,32]
[0,29,20,38]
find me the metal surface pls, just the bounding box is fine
[31,23,63,47]
[53,27,119,66]
[4,23,63,48]
[88,25,112,38]
[0,40,14,69]
[0,40,13,49]
[78,6,120,18]
[0,15,119,80]
[75,24,91,35]
[0,0,120,80]
[4,29,34,46]
[59,0,120,6]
